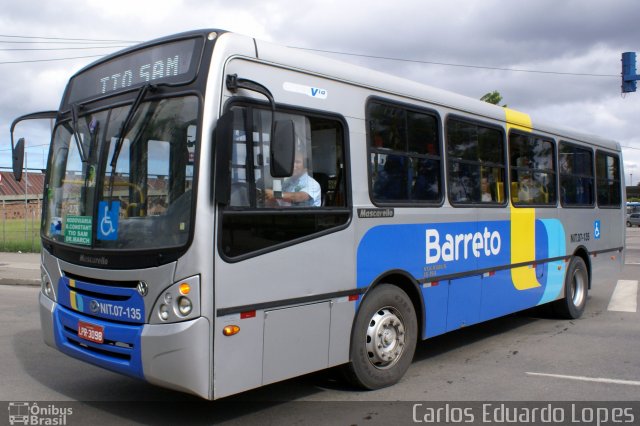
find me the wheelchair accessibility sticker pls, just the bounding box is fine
[594,220,601,240]
[97,201,120,241]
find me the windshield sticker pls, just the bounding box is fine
[87,165,96,187]
[64,216,93,245]
[97,201,120,241]
[50,217,62,237]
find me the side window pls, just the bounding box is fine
[596,151,621,208]
[228,108,346,209]
[446,118,506,205]
[221,104,349,258]
[559,142,594,207]
[509,132,557,206]
[367,101,442,204]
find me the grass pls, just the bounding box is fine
[0,218,41,252]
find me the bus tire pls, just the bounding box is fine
[343,284,417,390]
[552,256,589,319]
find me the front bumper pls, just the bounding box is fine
[40,292,211,399]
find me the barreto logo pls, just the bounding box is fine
[425,226,502,264]
[7,402,73,425]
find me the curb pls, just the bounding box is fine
[0,278,40,287]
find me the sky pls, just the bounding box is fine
[2,0,640,185]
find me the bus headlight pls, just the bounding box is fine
[150,275,200,324]
[178,297,192,316]
[159,304,170,321]
[41,267,56,302]
[44,280,53,297]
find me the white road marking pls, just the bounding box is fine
[526,372,640,386]
[607,280,638,312]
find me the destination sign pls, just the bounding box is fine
[67,37,200,103]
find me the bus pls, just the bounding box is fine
[10,29,625,399]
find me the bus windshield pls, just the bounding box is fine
[44,95,199,250]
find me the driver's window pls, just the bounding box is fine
[221,104,349,258]
[228,105,346,209]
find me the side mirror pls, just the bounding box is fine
[270,120,295,178]
[12,138,25,182]
[213,110,236,205]
[10,110,58,182]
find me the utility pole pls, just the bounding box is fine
[24,150,28,241]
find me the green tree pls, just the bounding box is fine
[480,90,507,107]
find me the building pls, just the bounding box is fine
[0,170,44,220]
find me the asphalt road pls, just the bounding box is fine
[1,229,639,425]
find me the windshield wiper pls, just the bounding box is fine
[71,103,88,163]
[109,84,153,170]
[107,84,153,197]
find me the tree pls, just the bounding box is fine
[480,90,507,107]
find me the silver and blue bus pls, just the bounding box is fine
[10,29,625,399]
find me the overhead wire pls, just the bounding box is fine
[0,33,138,65]
[0,46,131,51]
[0,55,108,65]
[0,34,140,43]
[290,46,620,78]
[0,33,622,79]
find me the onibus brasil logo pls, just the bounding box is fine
[8,402,73,425]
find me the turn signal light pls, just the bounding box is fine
[179,283,191,295]
[223,325,240,336]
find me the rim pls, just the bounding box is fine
[571,267,587,308]
[365,306,406,369]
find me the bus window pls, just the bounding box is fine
[559,142,594,207]
[446,118,506,205]
[509,132,556,206]
[596,151,621,207]
[221,104,349,258]
[367,100,441,204]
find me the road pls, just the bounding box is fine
[1,229,640,425]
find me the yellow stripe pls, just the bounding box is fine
[505,108,532,132]
[510,205,541,290]
[70,290,78,310]
[505,108,539,290]
[69,279,76,288]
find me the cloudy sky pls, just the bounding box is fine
[2,0,640,184]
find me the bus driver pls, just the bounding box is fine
[265,151,321,207]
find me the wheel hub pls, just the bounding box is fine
[366,307,406,369]
[571,269,586,307]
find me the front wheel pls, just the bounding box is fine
[552,256,589,319]
[343,284,418,390]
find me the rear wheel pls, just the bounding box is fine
[343,284,418,389]
[552,256,589,319]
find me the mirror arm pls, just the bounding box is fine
[225,74,276,137]
[10,110,58,152]
[10,110,58,181]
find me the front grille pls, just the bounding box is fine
[57,273,146,325]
